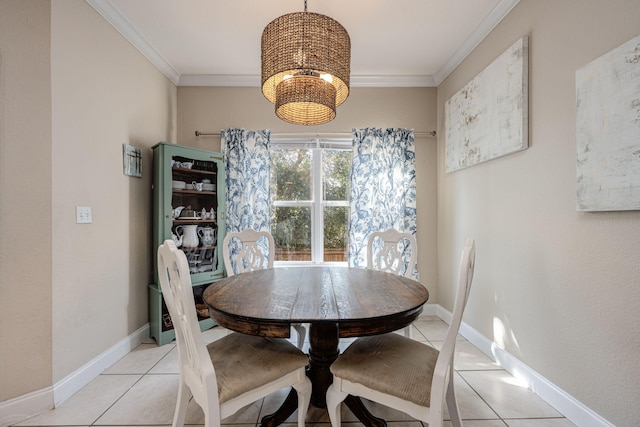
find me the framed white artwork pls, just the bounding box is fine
[123,144,142,178]
[576,33,640,211]
[445,36,529,173]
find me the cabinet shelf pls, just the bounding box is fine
[173,190,217,195]
[180,245,217,251]
[172,167,217,175]
[172,219,217,224]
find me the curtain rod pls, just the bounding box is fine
[195,130,437,138]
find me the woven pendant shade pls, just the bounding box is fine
[261,10,350,126]
[276,75,336,125]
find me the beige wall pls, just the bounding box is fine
[1,0,176,407]
[0,0,53,401]
[436,0,640,425]
[176,86,438,298]
[50,0,177,382]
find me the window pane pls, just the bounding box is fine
[324,206,348,262]
[272,206,311,261]
[271,148,312,201]
[323,149,351,201]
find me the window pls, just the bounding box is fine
[270,139,351,263]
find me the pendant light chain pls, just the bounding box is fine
[304,0,307,12]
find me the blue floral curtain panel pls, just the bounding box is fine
[348,128,417,274]
[221,128,271,233]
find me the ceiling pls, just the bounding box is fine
[86,0,520,87]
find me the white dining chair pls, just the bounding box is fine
[327,238,476,427]
[222,229,307,349]
[367,228,418,337]
[157,240,311,427]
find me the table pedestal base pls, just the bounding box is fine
[259,388,297,427]
[259,391,387,427]
[344,395,387,427]
[260,323,386,427]
[308,323,339,407]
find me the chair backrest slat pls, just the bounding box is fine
[223,229,275,276]
[367,228,418,278]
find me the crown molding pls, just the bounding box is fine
[434,0,521,85]
[350,75,436,88]
[85,0,180,85]
[87,0,519,88]
[178,74,436,88]
[179,74,260,87]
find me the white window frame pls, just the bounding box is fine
[271,138,351,265]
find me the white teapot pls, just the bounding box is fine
[172,206,185,219]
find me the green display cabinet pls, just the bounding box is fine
[149,142,226,345]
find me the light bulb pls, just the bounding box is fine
[320,73,333,83]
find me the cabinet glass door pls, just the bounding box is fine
[164,150,224,285]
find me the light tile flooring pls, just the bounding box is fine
[14,317,575,427]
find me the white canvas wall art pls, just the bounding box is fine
[576,33,640,211]
[445,36,529,173]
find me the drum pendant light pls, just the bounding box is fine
[261,0,350,126]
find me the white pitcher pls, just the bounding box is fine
[175,224,199,248]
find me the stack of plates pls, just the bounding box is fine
[172,180,186,190]
[203,183,216,191]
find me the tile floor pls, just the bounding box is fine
[14,317,575,427]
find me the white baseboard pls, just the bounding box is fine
[434,306,614,427]
[53,324,149,406]
[421,303,439,316]
[0,387,53,427]
[0,324,149,427]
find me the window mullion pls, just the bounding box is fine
[312,147,323,263]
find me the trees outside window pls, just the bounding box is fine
[270,142,351,263]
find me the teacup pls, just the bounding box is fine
[192,181,203,191]
[181,162,193,169]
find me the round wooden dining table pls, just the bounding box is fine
[203,266,429,427]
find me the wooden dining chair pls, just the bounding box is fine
[157,240,311,427]
[222,229,307,349]
[367,228,418,337]
[327,238,476,427]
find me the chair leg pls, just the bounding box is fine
[203,411,222,427]
[326,381,348,427]
[404,325,412,338]
[294,376,312,427]
[203,391,222,427]
[446,366,462,427]
[293,324,307,350]
[172,381,191,427]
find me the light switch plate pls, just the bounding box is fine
[76,206,92,224]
